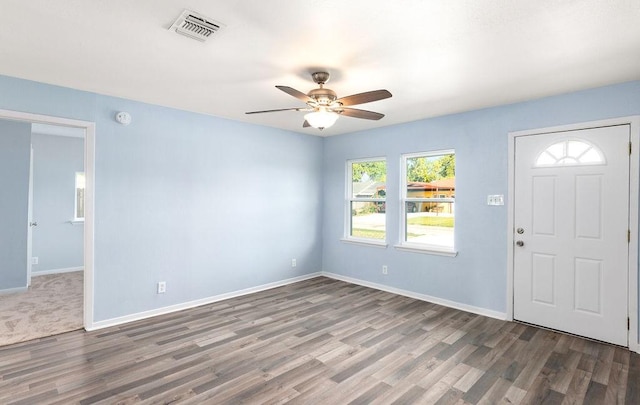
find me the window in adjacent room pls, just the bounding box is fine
[399,150,455,254]
[345,158,387,244]
[74,172,85,221]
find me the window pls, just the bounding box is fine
[345,158,386,243]
[74,172,85,221]
[535,140,604,167]
[399,150,455,254]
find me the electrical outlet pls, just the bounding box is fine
[157,281,166,294]
[292,259,297,267]
[382,265,388,275]
[31,257,39,265]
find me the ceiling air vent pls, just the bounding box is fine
[169,10,223,42]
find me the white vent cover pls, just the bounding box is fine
[169,10,224,42]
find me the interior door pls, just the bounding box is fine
[513,125,630,346]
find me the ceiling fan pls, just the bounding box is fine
[246,72,392,130]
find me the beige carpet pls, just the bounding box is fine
[0,271,83,347]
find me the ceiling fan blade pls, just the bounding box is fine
[276,86,313,103]
[245,107,302,115]
[340,108,385,120]
[303,120,310,128]
[337,90,392,106]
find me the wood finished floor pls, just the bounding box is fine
[0,277,638,404]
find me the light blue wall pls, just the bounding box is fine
[0,75,324,322]
[1,73,639,332]
[0,120,31,290]
[31,133,84,273]
[322,81,640,316]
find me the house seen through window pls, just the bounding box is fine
[347,158,386,241]
[400,150,455,252]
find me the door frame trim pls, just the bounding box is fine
[0,108,95,330]
[507,116,640,353]
[27,145,34,286]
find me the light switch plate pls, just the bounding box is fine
[487,195,504,206]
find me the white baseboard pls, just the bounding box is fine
[33,266,83,276]
[83,270,638,353]
[322,271,508,321]
[87,272,322,331]
[0,286,28,295]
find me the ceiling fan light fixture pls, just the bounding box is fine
[245,71,392,131]
[304,109,339,130]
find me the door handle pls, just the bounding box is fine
[516,240,524,247]
[29,221,38,227]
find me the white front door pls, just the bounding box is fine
[513,124,630,346]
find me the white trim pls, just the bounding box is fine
[32,123,85,138]
[0,286,28,295]
[32,267,83,276]
[27,145,34,286]
[507,116,640,353]
[346,156,388,164]
[322,271,507,321]
[401,149,456,160]
[506,128,516,321]
[393,244,458,257]
[340,238,388,248]
[0,109,95,332]
[628,116,640,354]
[86,272,322,331]
[83,122,95,330]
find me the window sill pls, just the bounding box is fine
[341,238,388,248]
[394,243,457,257]
[69,219,84,225]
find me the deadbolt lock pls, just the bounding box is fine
[516,227,524,234]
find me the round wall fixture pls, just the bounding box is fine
[115,111,132,125]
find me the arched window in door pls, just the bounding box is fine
[535,139,604,167]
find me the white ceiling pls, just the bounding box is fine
[1,1,639,136]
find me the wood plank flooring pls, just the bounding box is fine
[0,276,638,404]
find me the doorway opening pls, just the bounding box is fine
[0,109,95,344]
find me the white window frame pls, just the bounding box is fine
[74,171,85,222]
[342,157,387,247]
[396,149,457,256]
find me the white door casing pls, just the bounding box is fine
[513,124,630,346]
[27,145,34,286]
[0,109,95,330]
